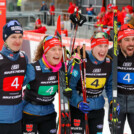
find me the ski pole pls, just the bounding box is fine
[77,45,89,134]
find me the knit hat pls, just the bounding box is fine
[91,32,109,49]
[126,5,133,13]
[3,20,23,42]
[35,18,42,25]
[43,36,62,54]
[107,4,113,10]
[118,24,134,41]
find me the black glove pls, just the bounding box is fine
[78,13,87,26]
[63,88,72,99]
[70,12,79,24]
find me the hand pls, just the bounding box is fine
[109,100,120,122]
[63,88,72,99]
[78,101,90,114]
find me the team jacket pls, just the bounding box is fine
[69,51,112,111]
[23,58,59,116]
[117,50,134,113]
[0,46,28,123]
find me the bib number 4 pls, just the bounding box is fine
[123,73,132,83]
[3,76,24,91]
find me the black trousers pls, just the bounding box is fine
[22,112,57,134]
[70,105,104,134]
[0,120,22,134]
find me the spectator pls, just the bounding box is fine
[39,1,48,24]
[102,4,114,26]
[28,18,47,34]
[118,6,127,25]
[68,2,75,14]
[16,0,22,11]
[68,2,76,30]
[86,4,95,22]
[55,21,68,37]
[48,3,55,26]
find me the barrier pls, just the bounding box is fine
[22,31,113,62]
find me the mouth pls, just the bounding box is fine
[127,46,134,52]
[98,52,105,58]
[53,57,60,61]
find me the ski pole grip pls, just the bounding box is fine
[63,46,67,62]
[83,44,86,59]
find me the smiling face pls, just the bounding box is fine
[119,36,134,57]
[45,45,62,66]
[5,33,23,52]
[92,44,109,61]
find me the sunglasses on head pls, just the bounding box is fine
[7,20,21,27]
[93,32,109,39]
[43,36,60,43]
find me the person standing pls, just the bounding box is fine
[16,0,22,11]
[22,35,72,134]
[110,24,134,134]
[0,20,29,134]
[69,32,113,134]
[48,3,55,26]
[39,1,48,24]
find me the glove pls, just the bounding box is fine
[63,88,72,99]
[109,100,120,122]
[70,12,79,24]
[78,13,87,26]
[78,101,90,114]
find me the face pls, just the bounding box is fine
[92,44,109,61]
[119,36,134,57]
[45,46,62,66]
[36,24,42,28]
[5,34,23,52]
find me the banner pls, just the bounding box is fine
[0,0,6,50]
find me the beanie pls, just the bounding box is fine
[118,24,134,41]
[3,20,23,42]
[43,36,62,54]
[35,18,42,25]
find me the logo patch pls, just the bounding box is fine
[50,129,56,133]
[72,69,78,77]
[74,119,81,127]
[35,66,41,71]
[97,124,103,129]
[11,64,19,70]
[26,124,33,132]
[48,76,56,81]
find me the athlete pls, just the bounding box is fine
[69,32,113,134]
[110,24,134,134]
[22,35,71,134]
[0,20,29,134]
